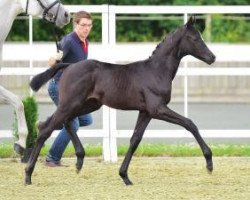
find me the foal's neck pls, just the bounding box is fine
[150,27,185,80]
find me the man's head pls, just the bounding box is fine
[73,11,93,42]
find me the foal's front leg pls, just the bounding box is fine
[154,106,213,172]
[119,111,151,185]
[64,121,85,173]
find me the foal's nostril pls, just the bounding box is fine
[64,12,68,18]
[209,54,216,61]
[212,54,216,61]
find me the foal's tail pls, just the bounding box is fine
[30,63,70,92]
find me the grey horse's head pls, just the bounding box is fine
[25,0,70,28]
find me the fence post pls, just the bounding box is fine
[29,15,34,96]
[204,14,211,42]
[108,5,118,162]
[101,5,111,161]
[183,13,188,118]
[101,5,118,162]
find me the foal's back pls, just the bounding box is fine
[60,59,151,110]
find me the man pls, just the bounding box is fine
[45,11,93,167]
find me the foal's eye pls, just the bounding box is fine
[187,36,197,41]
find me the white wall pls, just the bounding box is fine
[3,42,250,63]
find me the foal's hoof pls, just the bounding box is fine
[206,164,213,174]
[76,168,82,174]
[14,143,25,156]
[25,181,32,186]
[25,177,32,185]
[122,177,133,186]
[75,164,82,174]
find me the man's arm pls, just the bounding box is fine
[48,50,63,67]
[48,37,71,67]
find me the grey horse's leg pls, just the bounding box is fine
[119,111,151,185]
[154,106,213,172]
[0,85,28,155]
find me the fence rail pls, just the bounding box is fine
[1,5,250,161]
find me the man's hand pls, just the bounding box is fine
[48,50,63,67]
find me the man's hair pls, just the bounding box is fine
[73,11,92,25]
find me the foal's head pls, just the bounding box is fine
[179,16,216,64]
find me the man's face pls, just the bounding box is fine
[75,18,92,41]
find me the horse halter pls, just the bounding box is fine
[25,0,61,24]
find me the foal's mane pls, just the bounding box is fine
[149,25,185,59]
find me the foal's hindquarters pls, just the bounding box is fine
[25,94,101,184]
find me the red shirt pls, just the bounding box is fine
[81,41,88,55]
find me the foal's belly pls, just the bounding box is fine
[101,91,145,111]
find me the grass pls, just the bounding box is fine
[0,143,250,158]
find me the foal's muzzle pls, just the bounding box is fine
[207,53,216,65]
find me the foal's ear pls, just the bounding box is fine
[195,19,205,33]
[186,15,196,28]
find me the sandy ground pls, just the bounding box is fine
[0,157,249,200]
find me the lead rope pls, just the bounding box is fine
[52,27,60,53]
[46,1,61,53]
[53,3,61,53]
[25,0,29,14]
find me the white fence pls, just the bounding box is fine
[1,5,250,161]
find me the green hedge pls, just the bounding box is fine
[13,96,38,149]
[6,0,250,43]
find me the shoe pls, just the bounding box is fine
[44,160,68,167]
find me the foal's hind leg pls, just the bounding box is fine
[63,99,102,172]
[119,111,151,185]
[64,121,85,173]
[153,106,213,172]
[25,109,68,185]
[25,116,56,185]
[0,85,28,155]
